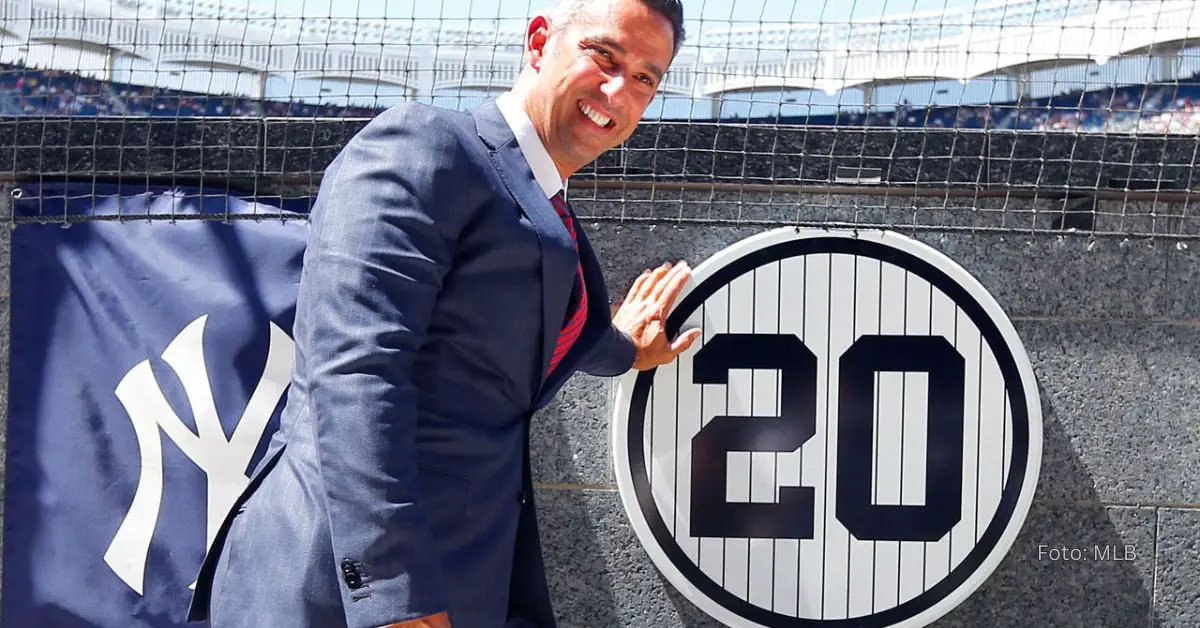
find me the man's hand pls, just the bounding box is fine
[611,261,703,371]
[382,612,452,628]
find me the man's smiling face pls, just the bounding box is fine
[524,0,677,177]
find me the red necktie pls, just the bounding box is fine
[547,191,588,377]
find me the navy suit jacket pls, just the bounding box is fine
[186,99,636,628]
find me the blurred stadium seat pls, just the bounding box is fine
[4,59,1199,134]
[0,62,384,118]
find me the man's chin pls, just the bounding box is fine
[564,141,612,167]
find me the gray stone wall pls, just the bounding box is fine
[532,192,1200,627]
[4,116,1198,211]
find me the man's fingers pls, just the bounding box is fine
[656,263,691,311]
[638,263,673,300]
[669,327,703,355]
[646,263,680,302]
[648,261,688,303]
[624,268,652,303]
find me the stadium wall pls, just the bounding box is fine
[534,195,1200,627]
[1,117,1198,627]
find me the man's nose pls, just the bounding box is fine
[600,74,627,101]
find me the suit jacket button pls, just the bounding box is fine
[341,559,364,589]
[518,490,527,505]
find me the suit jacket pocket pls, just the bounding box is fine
[417,463,469,519]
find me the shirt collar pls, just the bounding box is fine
[495,92,566,199]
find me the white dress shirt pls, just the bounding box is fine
[495,92,567,199]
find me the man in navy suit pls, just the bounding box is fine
[187,0,695,626]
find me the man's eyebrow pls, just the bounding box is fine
[585,36,665,80]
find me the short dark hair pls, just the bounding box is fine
[640,0,686,57]
[550,0,686,58]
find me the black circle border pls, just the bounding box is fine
[624,235,1034,627]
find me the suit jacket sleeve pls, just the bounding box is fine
[297,103,470,627]
[570,227,638,378]
[574,324,637,377]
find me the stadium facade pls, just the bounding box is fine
[1,0,1199,123]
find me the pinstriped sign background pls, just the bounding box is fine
[612,228,1043,628]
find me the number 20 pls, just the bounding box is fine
[688,333,966,543]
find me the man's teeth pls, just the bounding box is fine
[580,102,611,128]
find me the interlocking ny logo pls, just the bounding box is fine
[104,314,294,595]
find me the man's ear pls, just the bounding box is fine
[526,15,551,71]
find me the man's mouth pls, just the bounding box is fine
[579,101,614,129]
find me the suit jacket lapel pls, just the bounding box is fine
[533,214,613,403]
[473,101,576,396]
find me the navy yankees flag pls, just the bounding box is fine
[4,182,309,627]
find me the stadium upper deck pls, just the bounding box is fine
[0,0,1198,126]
